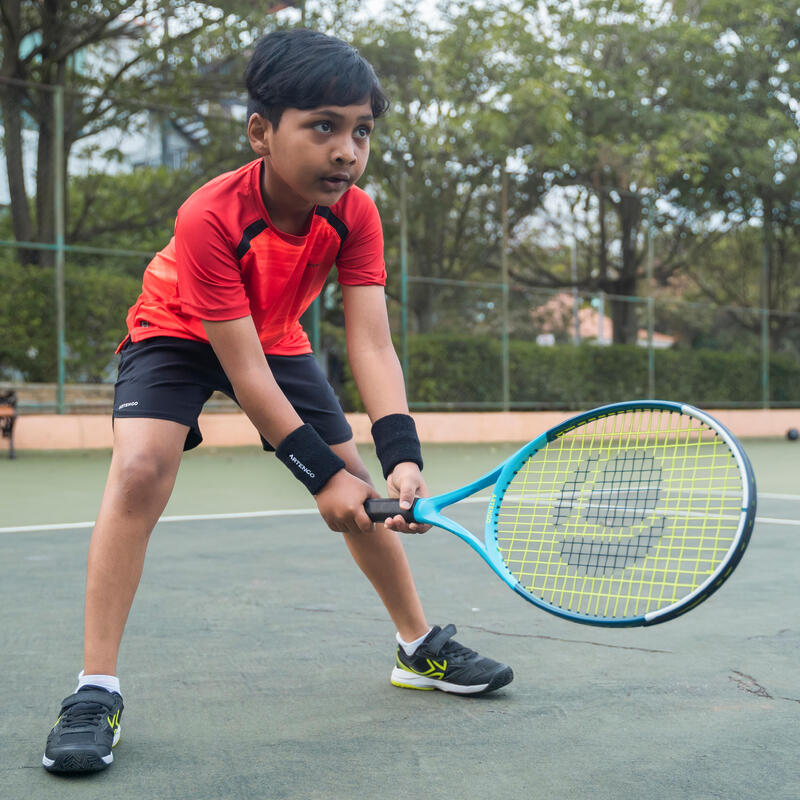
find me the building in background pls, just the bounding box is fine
[531,292,675,348]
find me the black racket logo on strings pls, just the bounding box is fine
[551,450,665,576]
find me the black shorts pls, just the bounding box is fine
[113,337,353,451]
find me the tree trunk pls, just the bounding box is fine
[609,291,637,345]
[35,57,70,269]
[35,114,56,268]
[0,0,37,261]
[0,87,36,259]
[612,193,642,344]
[411,284,436,334]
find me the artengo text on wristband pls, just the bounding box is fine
[289,453,316,478]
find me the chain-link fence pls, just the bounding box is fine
[377,280,800,411]
[2,79,798,413]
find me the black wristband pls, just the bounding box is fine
[276,424,345,495]
[371,414,423,479]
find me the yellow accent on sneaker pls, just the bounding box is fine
[390,677,435,690]
[395,652,447,679]
[107,709,120,733]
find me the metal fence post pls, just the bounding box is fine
[500,166,510,411]
[571,238,580,344]
[761,234,770,409]
[400,170,409,391]
[53,86,66,414]
[646,195,655,399]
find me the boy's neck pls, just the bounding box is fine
[260,160,314,236]
[267,206,314,237]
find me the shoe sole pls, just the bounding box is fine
[42,751,113,773]
[391,666,513,695]
[42,727,120,773]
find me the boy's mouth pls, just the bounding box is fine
[321,174,351,189]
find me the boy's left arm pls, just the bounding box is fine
[342,284,429,533]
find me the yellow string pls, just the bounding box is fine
[493,408,742,619]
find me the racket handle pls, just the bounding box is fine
[364,498,417,523]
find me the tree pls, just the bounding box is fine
[0,0,284,381]
[497,0,742,342]
[356,2,550,334]
[662,0,800,348]
[0,0,277,263]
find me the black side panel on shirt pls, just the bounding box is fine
[236,220,269,260]
[314,206,349,252]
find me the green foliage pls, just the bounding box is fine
[0,254,140,382]
[0,253,55,382]
[356,12,541,332]
[1,0,797,393]
[67,167,204,257]
[63,265,142,381]
[335,334,800,411]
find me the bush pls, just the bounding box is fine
[0,255,140,382]
[0,254,60,381]
[332,333,800,411]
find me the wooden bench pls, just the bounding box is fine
[0,390,17,459]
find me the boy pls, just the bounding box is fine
[42,29,513,774]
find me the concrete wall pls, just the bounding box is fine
[5,408,798,451]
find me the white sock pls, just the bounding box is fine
[396,628,432,656]
[76,670,121,696]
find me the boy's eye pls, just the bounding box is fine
[313,120,334,133]
[355,125,372,139]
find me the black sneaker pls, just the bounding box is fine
[391,624,513,695]
[42,686,123,773]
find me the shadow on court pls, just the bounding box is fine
[1,441,798,800]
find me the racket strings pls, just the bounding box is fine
[553,450,663,527]
[493,409,743,619]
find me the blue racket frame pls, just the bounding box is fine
[367,401,756,627]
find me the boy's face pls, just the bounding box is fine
[249,100,374,211]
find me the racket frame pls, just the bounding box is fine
[398,401,757,627]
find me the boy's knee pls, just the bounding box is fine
[111,448,180,496]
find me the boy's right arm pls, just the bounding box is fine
[202,315,376,534]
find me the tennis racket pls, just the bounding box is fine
[365,401,756,627]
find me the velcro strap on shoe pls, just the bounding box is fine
[61,689,117,710]
[424,624,457,655]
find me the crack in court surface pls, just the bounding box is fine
[729,670,800,704]
[461,624,673,653]
[289,608,674,654]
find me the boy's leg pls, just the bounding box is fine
[330,440,429,642]
[260,354,512,694]
[83,417,188,675]
[329,439,513,696]
[44,417,187,773]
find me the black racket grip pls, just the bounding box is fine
[364,498,418,523]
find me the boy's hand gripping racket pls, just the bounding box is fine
[365,401,756,627]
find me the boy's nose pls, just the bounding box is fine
[333,139,357,164]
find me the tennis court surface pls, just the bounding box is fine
[1,440,798,800]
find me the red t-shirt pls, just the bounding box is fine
[120,158,386,355]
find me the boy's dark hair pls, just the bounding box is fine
[245,29,389,127]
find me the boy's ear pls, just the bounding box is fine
[247,113,271,156]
